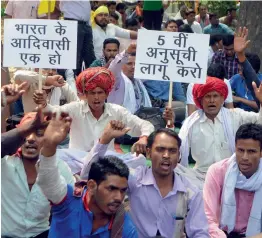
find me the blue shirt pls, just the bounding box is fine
[203,23,234,35]
[143,80,186,103]
[49,185,138,238]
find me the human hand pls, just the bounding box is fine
[131,136,148,156]
[45,75,65,87]
[100,120,130,144]
[1,82,28,106]
[233,95,242,103]
[127,43,137,54]
[234,27,250,54]
[252,82,262,105]
[163,106,175,127]
[33,90,48,106]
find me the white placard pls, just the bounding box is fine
[3,19,77,69]
[134,30,210,84]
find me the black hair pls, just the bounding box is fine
[88,156,129,185]
[116,2,126,11]
[129,52,136,57]
[164,19,177,28]
[209,13,217,20]
[107,1,116,7]
[222,34,234,46]
[178,24,194,33]
[207,63,226,80]
[245,53,261,74]
[185,8,196,16]
[147,128,182,149]
[125,17,139,28]
[175,19,184,28]
[110,12,119,21]
[103,38,120,49]
[209,34,223,46]
[235,123,262,149]
[227,7,237,14]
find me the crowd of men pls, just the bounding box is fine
[1,0,262,238]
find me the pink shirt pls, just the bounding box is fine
[203,158,255,237]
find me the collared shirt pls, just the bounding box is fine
[203,23,234,35]
[44,102,154,152]
[5,0,39,19]
[59,0,91,22]
[203,158,255,238]
[89,58,105,68]
[92,24,130,59]
[49,184,137,238]
[211,50,239,79]
[183,19,203,34]
[82,143,210,238]
[1,155,75,238]
[184,108,262,173]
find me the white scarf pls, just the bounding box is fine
[179,107,235,167]
[122,72,152,114]
[220,154,262,236]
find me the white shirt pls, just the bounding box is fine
[60,0,91,22]
[93,23,130,59]
[186,80,233,105]
[183,108,262,173]
[208,46,214,67]
[44,102,154,152]
[1,155,75,238]
[183,20,203,34]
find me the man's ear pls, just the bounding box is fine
[87,180,97,195]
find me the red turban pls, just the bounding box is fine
[76,67,115,95]
[193,77,228,109]
[17,112,37,127]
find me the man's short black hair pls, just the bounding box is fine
[245,53,261,74]
[209,13,217,20]
[209,34,223,46]
[223,34,234,46]
[185,8,196,16]
[175,19,184,28]
[88,156,129,185]
[164,19,177,28]
[125,17,139,28]
[147,128,182,149]
[235,123,262,149]
[116,2,126,11]
[103,38,120,49]
[178,24,194,33]
[227,7,237,14]
[107,1,116,7]
[110,12,119,21]
[207,63,226,80]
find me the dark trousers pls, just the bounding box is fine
[59,20,95,77]
[143,10,163,30]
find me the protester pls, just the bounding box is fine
[173,5,187,20]
[203,123,262,238]
[183,9,202,34]
[220,7,238,31]
[89,38,120,68]
[135,1,143,17]
[203,13,234,35]
[108,44,152,114]
[34,67,154,153]
[60,0,95,75]
[178,24,194,33]
[36,113,138,237]
[109,12,119,25]
[81,122,210,237]
[125,17,141,32]
[116,2,127,27]
[92,6,137,59]
[187,63,234,116]
[195,4,210,30]
[14,70,78,113]
[230,53,262,112]
[2,109,75,238]
[107,1,122,27]
[208,34,224,66]
[164,19,178,32]
[212,34,239,79]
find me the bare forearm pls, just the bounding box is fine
[239,98,258,110]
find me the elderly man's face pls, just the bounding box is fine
[122,55,135,80]
[95,13,109,28]
[201,90,224,120]
[199,6,207,17]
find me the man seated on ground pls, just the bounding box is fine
[203,123,262,238]
[36,113,138,237]
[208,34,223,66]
[164,19,178,32]
[183,8,202,34]
[195,4,210,30]
[212,34,239,79]
[89,38,120,68]
[203,13,234,35]
[230,53,262,112]
[219,7,238,31]
[107,1,122,27]
[109,12,119,25]
[34,67,154,153]
[14,69,78,113]
[1,109,74,238]
[187,63,234,116]
[92,6,137,59]
[81,122,209,237]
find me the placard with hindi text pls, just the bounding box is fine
[134,30,210,84]
[3,19,77,69]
